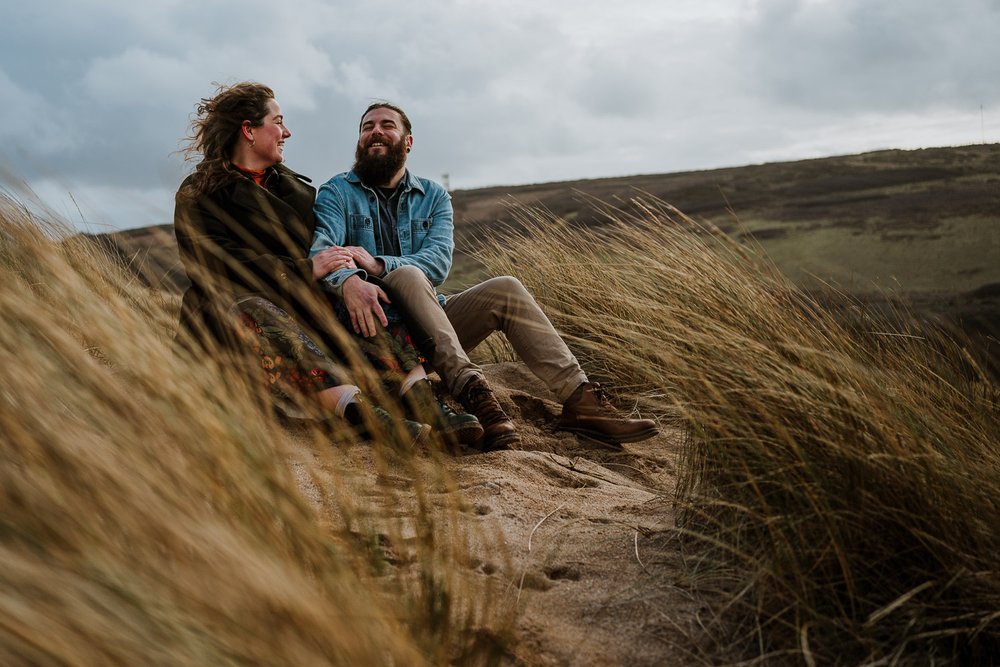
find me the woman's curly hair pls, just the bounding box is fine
[179,82,274,199]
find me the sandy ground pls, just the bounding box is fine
[289,363,700,666]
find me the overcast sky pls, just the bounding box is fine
[2,0,997,232]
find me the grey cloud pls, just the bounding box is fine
[3,0,998,230]
[0,68,77,159]
[567,14,746,119]
[1,0,345,194]
[737,0,1000,112]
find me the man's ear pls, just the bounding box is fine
[405,134,413,153]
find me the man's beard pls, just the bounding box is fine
[353,136,408,186]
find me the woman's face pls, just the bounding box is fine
[247,98,291,166]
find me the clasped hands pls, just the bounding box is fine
[312,245,389,338]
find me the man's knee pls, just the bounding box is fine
[482,275,531,302]
[384,265,434,297]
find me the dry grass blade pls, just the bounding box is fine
[0,190,511,666]
[528,502,567,554]
[474,198,1000,665]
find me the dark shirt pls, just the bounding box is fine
[374,182,403,258]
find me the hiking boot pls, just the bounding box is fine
[457,376,519,451]
[344,400,431,449]
[403,379,484,446]
[557,382,658,445]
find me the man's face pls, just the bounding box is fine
[352,107,412,186]
[358,107,411,155]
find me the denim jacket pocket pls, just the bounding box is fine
[348,214,376,248]
[411,217,432,244]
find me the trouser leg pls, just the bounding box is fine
[443,276,587,402]
[381,266,482,396]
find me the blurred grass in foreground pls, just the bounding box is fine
[0,190,509,665]
[475,199,1000,665]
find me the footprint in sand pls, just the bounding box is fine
[543,565,581,582]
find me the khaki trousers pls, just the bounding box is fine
[382,266,587,402]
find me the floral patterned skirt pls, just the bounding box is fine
[331,298,425,381]
[230,295,424,401]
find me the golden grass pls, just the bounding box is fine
[0,191,509,665]
[6,181,998,664]
[474,198,1000,665]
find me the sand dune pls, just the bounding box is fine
[290,362,691,665]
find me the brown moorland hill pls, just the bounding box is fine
[450,143,999,291]
[90,143,1000,375]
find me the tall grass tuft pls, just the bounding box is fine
[475,198,1000,665]
[0,190,508,665]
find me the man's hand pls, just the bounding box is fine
[346,246,386,275]
[311,247,357,281]
[341,274,390,337]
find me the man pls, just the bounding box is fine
[311,102,658,450]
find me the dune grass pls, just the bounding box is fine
[474,198,1000,665]
[0,191,509,666]
[5,181,998,664]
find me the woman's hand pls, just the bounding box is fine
[312,246,357,280]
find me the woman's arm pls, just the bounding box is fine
[174,192,312,294]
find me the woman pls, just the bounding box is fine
[174,82,481,447]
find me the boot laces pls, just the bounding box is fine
[463,381,508,426]
[462,380,492,409]
[587,383,619,412]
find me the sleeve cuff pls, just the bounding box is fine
[375,255,396,276]
[322,267,367,289]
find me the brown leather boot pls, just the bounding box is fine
[458,376,519,451]
[557,382,658,445]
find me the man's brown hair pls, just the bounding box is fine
[359,102,412,135]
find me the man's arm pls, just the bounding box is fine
[312,177,389,337]
[311,180,367,287]
[344,246,385,276]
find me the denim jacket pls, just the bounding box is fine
[311,170,453,300]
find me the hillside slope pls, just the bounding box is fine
[90,143,1000,374]
[94,143,1000,294]
[451,143,999,293]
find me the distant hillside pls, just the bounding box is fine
[450,143,1000,294]
[96,144,998,294]
[84,144,1000,374]
[86,222,187,292]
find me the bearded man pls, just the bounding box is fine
[311,102,657,451]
